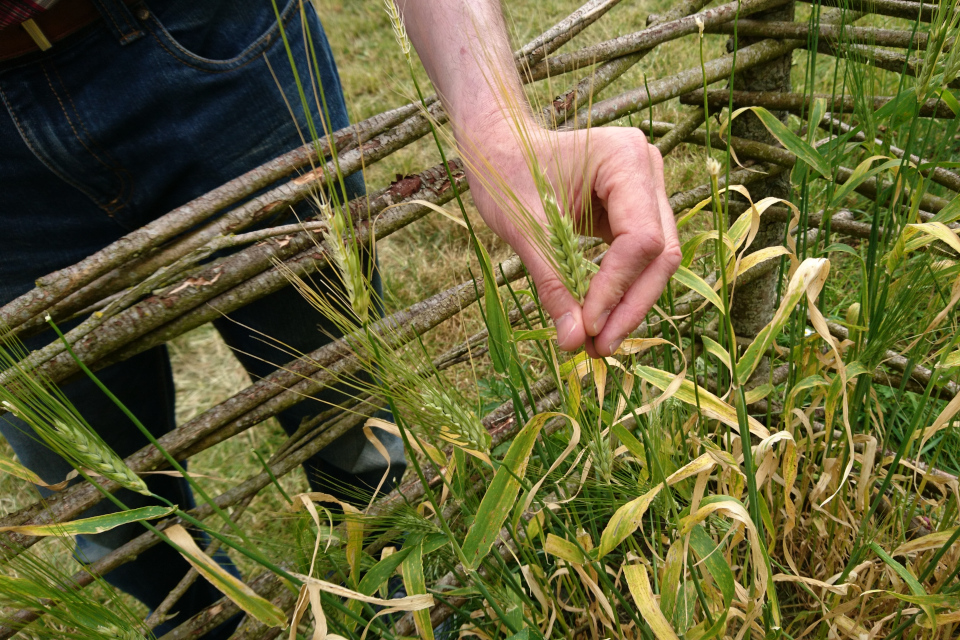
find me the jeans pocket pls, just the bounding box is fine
[142,0,298,72]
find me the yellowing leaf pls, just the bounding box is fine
[633,364,770,439]
[462,412,545,571]
[0,505,175,537]
[907,222,960,255]
[0,452,68,491]
[596,485,662,558]
[893,527,958,556]
[544,533,587,564]
[401,541,434,640]
[624,564,680,640]
[672,266,724,310]
[737,258,830,384]
[166,524,288,629]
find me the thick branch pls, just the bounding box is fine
[680,89,959,119]
[706,20,928,49]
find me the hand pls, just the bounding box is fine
[464,117,681,358]
[395,0,680,357]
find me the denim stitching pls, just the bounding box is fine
[92,0,125,39]
[0,82,122,222]
[40,62,126,216]
[142,0,297,73]
[50,63,135,214]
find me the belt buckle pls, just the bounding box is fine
[21,18,53,51]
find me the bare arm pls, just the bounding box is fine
[398,0,681,357]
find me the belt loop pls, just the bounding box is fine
[90,0,145,45]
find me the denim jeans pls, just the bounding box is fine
[0,0,404,635]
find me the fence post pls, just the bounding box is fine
[727,2,795,385]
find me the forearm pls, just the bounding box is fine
[396,0,529,135]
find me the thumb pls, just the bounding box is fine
[510,238,585,351]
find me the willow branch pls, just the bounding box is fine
[530,0,790,82]
[0,102,420,333]
[796,0,936,22]
[516,0,625,68]
[705,20,929,49]
[639,119,953,213]
[814,40,960,90]
[679,89,959,120]
[543,0,714,125]
[570,38,802,129]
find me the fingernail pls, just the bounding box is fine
[555,313,576,346]
[606,336,624,355]
[592,309,612,336]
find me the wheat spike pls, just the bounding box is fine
[542,191,593,303]
[53,420,150,496]
[420,387,491,454]
[323,202,370,324]
[97,626,148,640]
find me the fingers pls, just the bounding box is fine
[593,148,681,356]
[511,237,587,352]
[581,133,668,339]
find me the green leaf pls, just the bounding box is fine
[830,157,901,208]
[0,505,175,537]
[874,87,918,127]
[659,541,685,621]
[401,540,434,640]
[933,193,960,224]
[166,524,287,629]
[358,547,412,596]
[477,244,511,374]
[736,107,832,178]
[513,327,556,342]
[612,423,646,461]
[883,591,960,609]
[935,88,959,115]
[688,525,734,607]
[672,266,724,311]
[870,542,935,627]
[461,413,546,570]
[806,98,828,145]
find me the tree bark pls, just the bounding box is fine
[724,2,795,389]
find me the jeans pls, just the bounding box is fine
[0,0,404,635]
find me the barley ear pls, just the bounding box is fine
[421,387,491,455]
[542,189,593,303]
[54,419,151,496]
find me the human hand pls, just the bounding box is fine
[395,0,679,357]
[463,116,681,358]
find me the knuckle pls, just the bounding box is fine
[662,243,683,272]
[647,146,664,171]
[638,230,666,258]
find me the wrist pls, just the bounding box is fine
[452,102,539,163]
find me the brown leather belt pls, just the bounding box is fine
[0,0,140,62]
